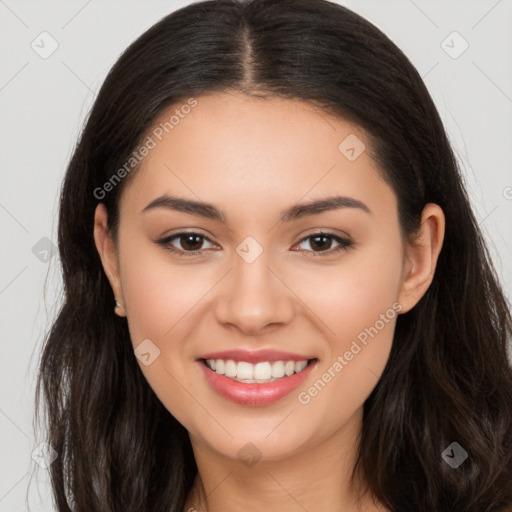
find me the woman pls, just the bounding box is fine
[36,0,512,510]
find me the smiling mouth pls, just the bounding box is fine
[200,357,318,384]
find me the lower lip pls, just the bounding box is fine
[198,359,318,406]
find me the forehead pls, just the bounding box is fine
[119,91,395,222]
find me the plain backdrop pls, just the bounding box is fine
[1,1,511,510]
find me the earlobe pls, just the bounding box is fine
[93,203,126,316]
[398,203,445,314]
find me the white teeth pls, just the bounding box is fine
[271,361,285,378]
[295,360,307,373]
[284,361,295,376]
[224,360,237,378]
[254,362,272,380]
[205,358,311,382]
[236,361,253,380]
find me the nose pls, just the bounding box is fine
[214,248,295,336]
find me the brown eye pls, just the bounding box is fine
[294,232,353,256]
[156,232,217,256]
[309,234,334,251]
[178,233,204,251]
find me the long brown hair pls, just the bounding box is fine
[35,1,512,510]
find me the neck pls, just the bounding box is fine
[183,407,386,512]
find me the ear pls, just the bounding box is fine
[93,203,126,316]
[397,203,445,314]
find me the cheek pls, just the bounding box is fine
[336,248,403,348]
[289,236,403,412]
[117,241,211,426]
[117,225,403,432]
[119,240,214,346]
[288,234,404,345]
[119,225,404,360]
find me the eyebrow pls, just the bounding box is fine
[141,194,371,222]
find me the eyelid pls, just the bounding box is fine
[157,231,219,252]
[156,229,354,257]
[296,227,352,241]
[292,231,353,254]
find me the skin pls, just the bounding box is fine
[94,91,445,512]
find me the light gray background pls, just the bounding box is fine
[1,1,511,510]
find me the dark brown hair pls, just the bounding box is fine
[35,0,512,510]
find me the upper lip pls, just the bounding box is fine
[197,349,316,364]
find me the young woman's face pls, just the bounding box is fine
[95,91,439,463]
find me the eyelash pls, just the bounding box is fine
[156,231,354,257]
